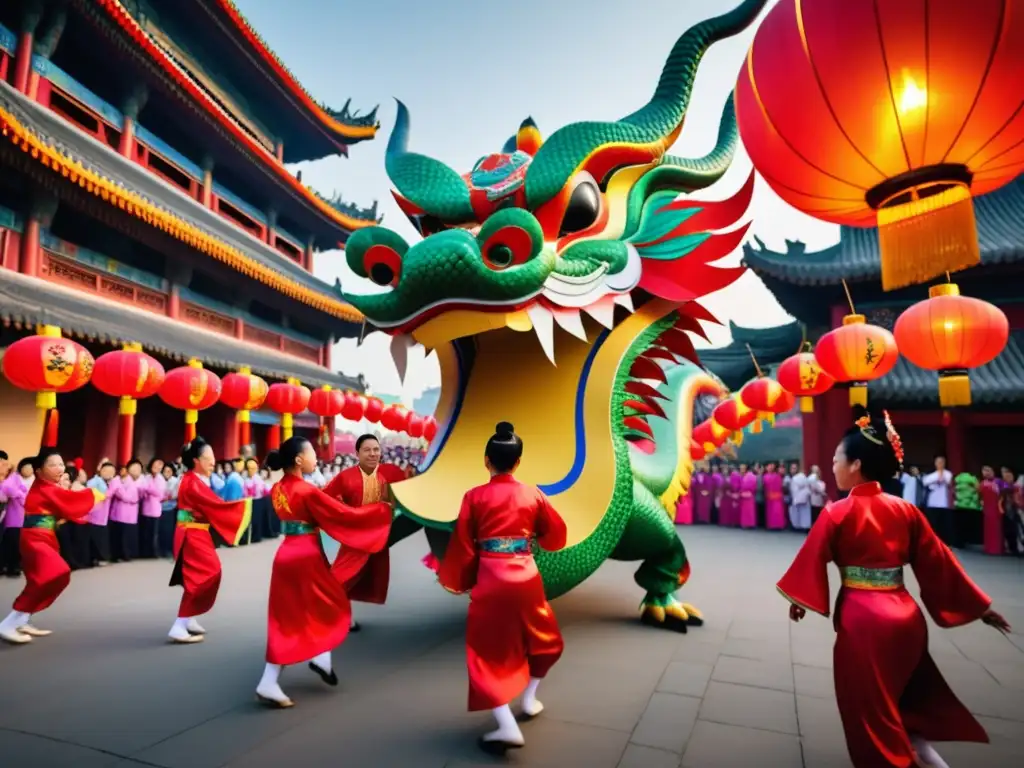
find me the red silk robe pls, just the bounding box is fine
[267,474,392,665]
[777,482,991,768]
[323,463,402,604]
[14,480,98,613]
[170,472,252,618]
[438,474,568,711]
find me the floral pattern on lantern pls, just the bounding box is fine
[776,344,835,413]
[893,284,1009,407]
[815,314,899,407]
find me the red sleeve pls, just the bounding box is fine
[35,483,99,523]
[323,471,347,501]
[777,507,836,617]
[182,475,252,546]
[535,490,567,552]
[378,463,406,485]
[302,483,391,555]
[910,506,991,628]
[437,494,478,595]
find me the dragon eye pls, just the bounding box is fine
[559,179,601,236]
[481,225,535,271]
[362,244,402,287]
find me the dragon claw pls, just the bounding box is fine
[640,594,700,634]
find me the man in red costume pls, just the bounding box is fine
[323,434,403,628]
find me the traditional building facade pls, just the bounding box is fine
[0,0,380,467]
[710,175,1024,494]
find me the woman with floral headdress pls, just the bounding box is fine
[777,411,1011,768]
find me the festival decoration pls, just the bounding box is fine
[689,439,706,462]
[92,343,165,465]
[265,378,311,443]
[406,412,425,439]
[692,418,730,455]
[735,0,1024,291]
[1,325,93,447]
[363,396,384,424]
[815,285,899,407]
[712,393,757,434]
[776,343,835,413]
[309,386,345,457]
[380,404,410,433]
[422,416,438,443]
[335,2,769,631]
[220,367,269,449]
[893,283,1009,407]
[159,359,221,442]
[340,391,367,422]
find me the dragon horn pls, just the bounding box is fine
[385,99,475,223]
[651,95,741,191]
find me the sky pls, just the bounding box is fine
[235,0,840,404]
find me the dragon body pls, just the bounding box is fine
[343,0,767,630]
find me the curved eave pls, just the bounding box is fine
[697,321,804,391]
[0,96,364,324]
[89,0,381,234]
[205,0,380,150]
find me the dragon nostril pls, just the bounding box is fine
[369,263,396,286]
[487,244,514,268]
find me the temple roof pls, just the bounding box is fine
[0,84,362,325]
[742,176,1024,286]
[697,321,804,391]
[0,269,363,390]
[869,330,1024,407]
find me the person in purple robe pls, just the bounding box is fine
[109,460,143,562]
[739,464,758,529]
[675,491,693,524]
[725,465,742,527]
[693,464,713,524]
[139,459,167,559]
[763,461,786,530]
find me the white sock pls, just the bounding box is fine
[186,617,205,633]
[310,650,332,673]
[483,704,524,745]
[911,736,950,768]
[0,610,30,634]
[521,676,543,716]
[256,663,288,702]
[169,617,191,638]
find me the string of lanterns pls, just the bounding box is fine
[1,326,439,453]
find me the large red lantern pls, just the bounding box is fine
[2,325,93,447]
[159,359,221,442]
[893,283,1009,407]
[220,367,269,449]
[736,0,1024,291]
[341,391,367,422]
[364,396,384,424]
[689,439,706,462]
[423,416,438,442]
[692,419,729,454]
[776,345,835,413]
[380,404,410,433]
[265,379,310,442]
[815,314,900,407]
[92,343,166,465]
[406,412,425,439]
[712,394,756,432]
[740,376,796,433]
[309,386,345,458]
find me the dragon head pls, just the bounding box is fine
[344,0,765,375]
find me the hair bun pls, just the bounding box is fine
[495,421,515,439]
[265,450,284,472]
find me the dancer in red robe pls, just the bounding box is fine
[438,421,567,753]
[0,449,103,644]
[256,436,392,707]
[167,437,252,644]
[778,412,1011,768]
[323,434,403,627]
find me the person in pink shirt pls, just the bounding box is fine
[0,458,34,577]
[86,462,116,567]
[139,459,166,559]
[109,459,143,562]
[738,464,758,529]
[675,492,693,525]
[723,465,742,527]
[763,461,786,530]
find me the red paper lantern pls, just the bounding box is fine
[308,386,345,417]
[815,314,900,407]
[712,394,757,432]
[380,404,410,432]
[159,360,221,441]
[93,343,166,465]
[776,346,835,413]
[689,439,706,461]
[692,419,729,454]
[341,391,367,422]
[423,416,438,442]
[364,396,384,423]
[406,412,425,439]
[736,0,1024,290]
[265,381,311,442]
[221,369,270,412]
[893,283,1009,407]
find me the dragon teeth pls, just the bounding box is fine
[583,295,616,329]
[526,304,557,366]
[390,333,414,385]
[613,292,634,313]
[551,307,588,341]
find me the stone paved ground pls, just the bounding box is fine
[0,527,1021,767]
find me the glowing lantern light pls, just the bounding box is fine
[893,283,1008,406]
[776,344,835,413]
[815,314,899,407]
[735,0,1024,290]
[159,359,222,442]
[220,367,269,449]
[92,343,165,465]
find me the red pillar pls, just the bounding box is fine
[323,416,336,461]
[303,240,314,272]
[13,32,33,94]
[266,424,281,451]
[83,393,119,471]
[117,410,135,467]
[221,408,240,461]
[119,117,136,158]
[167,284,180,319]
[201,157,214,207]
[274,139,284,163]
[323,337,333,370]
[18,216,40,276]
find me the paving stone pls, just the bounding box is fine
[698,681,798,734]
[630,692,700,752]
[657,661,713,698]
[794,663,835,698]
[720,636,791,663]
[618,744,681,768]
[670,639,723,666]
[712,654,794,692]
[681,720,801,768]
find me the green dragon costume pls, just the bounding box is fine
[343,0,768,632]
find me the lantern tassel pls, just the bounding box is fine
[267,424,281,451]
[118,396,136,467]
[877,184,980,292]
[41,408,59,448]
[849,384,868,408]
[732,431,743,447]
[282,412,294,441]
[238,410,252,450]
[799,396,814,413]
[938,372,972,407]
[750,419,762,434]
